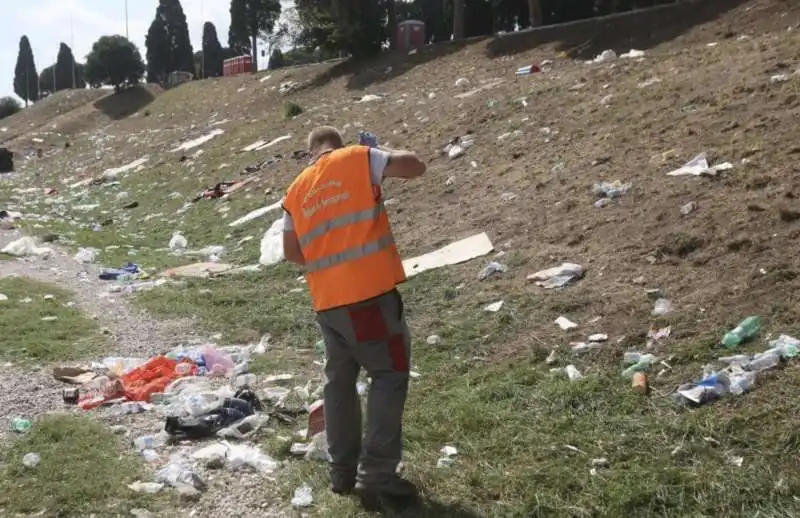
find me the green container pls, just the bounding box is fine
[9,418,32,433]
[722,316,762,348]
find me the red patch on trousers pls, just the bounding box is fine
[388,334,409,372]
[348,303,388,342]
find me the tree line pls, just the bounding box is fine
[8,0,283,109]
[4,0,678,118]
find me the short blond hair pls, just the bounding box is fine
[307,126,344,154]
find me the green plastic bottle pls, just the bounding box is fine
[9,418,32,433]
[722,316,762,348]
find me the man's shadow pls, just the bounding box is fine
[367,495,486,517]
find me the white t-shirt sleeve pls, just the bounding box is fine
[282,209,294,231]
[368,148,391,186]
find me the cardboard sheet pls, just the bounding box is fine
[403,232,494,277]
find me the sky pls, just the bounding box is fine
[0,0,294,101]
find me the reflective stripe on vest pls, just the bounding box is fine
[298,203,385,249]
[304,233,395,273]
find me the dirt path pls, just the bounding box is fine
[0,229,290,518]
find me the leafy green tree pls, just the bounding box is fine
[145,0,195,83]
[13,35,39,106]
[0,96,22,120]
[228,0,282,70]
[84,36,145,91]
[294,0,385,58]
[201,21,225,77]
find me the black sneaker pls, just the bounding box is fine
[330,474,356,495]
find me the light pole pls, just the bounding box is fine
[124,0,129,39]
[200,0,205,78]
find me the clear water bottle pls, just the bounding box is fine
[133,432,168,450]
[745,350,780,372]
[623,351,643,364]
[721,316,762,348]
[729,372,756,395]
[622,354,656,377]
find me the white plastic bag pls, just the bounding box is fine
[74,247,98,264]
[168,232,188,251]
[1,236,52,257]
[259,217,285,266]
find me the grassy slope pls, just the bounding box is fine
[0,277,107,363]
[3,1,800,515]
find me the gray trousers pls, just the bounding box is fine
[316,289,411,485]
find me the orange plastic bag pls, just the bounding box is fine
[121,356,197,402]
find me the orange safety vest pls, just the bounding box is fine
[283,145,406,311]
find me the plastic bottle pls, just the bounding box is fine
[745,350,780,372]
[565,365,583,381]
[133,431,169,450]
[729,372,756,395]
[109,402,149,416]
[623,351,643,365]
[622,354,657,377]
[9,418,32,432]
[721,316,762,348]
[216,414,265,440]
[769,335,800,359]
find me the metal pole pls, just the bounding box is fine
[125,0,129,39]
[70,12,76,88]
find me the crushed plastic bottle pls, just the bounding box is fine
[565,364,583,381]
[721,316,762,348]
[133,431,169,450]
[718,354,752,366]
[478,261,508,281]
[622,354,657,377]
[226,444,279,473]
[216,414,266,440]
[9,418,32,433]
[768,335,800,359]
[729,371,756,396]
[156,458,207,492]
[291,484,314,508]
[623,351,643,364]
[744,350,780,373]
[109,401,151,416]
[22,452,40,468]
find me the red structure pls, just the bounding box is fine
[223,55,254,77]
[396,20,426,53]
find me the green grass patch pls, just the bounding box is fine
[138,265,800,518]
[134,264,317,346]
[0,415,168,517]
[0,277,107,363]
